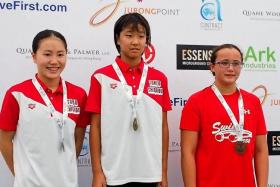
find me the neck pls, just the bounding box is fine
[214,82,237,95]
[121,56,141,68]
[37,74,60,92]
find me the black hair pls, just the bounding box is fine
[114,13,151,53]
[210,44,243,64]
[32,29,67,53]
[210,44,243,76]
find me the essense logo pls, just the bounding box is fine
[267,131,280,155]
[176,44,216,70]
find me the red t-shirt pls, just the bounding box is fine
[0,76,89,131]
[180,86,267,187]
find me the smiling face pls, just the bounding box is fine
[32,36,67,84]
[210,47,243,89]
[117,24,147,65]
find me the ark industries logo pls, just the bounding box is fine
[89,0,180,27]
[267,131,280,155]
[243,46,278,71]
[242,9,280,22]
[177,44,217,70]
[200,0,223,31]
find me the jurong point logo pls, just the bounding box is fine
[89,0,123,27]
[252,85,269,105]
[89,0,149,27]
[89,0,180,27]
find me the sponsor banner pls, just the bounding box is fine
[267,131,280,155]
[242,9,280,22]
[78,128,91,167]
[243,46,278,72]
[200,0,223,31]
[177,45,216,70]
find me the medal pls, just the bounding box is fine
[133,118,138,131]
[112,62,148,133]
[235,141,247,154]
[56,119,65,151]
[212,84,248,155]
[56,119,63,128]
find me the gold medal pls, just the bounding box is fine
[133,118,138,131]
[235,141,246,154]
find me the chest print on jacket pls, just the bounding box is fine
[211,108,252,143]
[110,83,118,89]
[28,103,36,110]
[148,80,163,95]
[67,99,80,114]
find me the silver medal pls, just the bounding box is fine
[133,118,138,131]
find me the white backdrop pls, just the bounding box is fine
[1,0,280,186]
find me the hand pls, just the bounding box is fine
[92,172,107,187]
[157,177,168,187]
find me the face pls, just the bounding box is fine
[210,48,243,87]
[32,36,67,83]
[117,24,147,63]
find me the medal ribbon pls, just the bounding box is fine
[32,78,68,151]
[112,62,148,124]
[211,84,245,141]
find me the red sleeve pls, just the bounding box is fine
[0,90,19,131]
[179,95,200,131]
[162,75,172,112]
[76,91,90,128]
[85,74,101,113]
[255,99,267,135]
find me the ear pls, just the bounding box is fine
[210,63,215,73]
[31,52,37,64]
[116,34,120,45]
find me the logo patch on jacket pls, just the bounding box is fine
[28,103,36,110]
[67,99,80,114]
[148,80,163,95]
[110,83,118,89]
